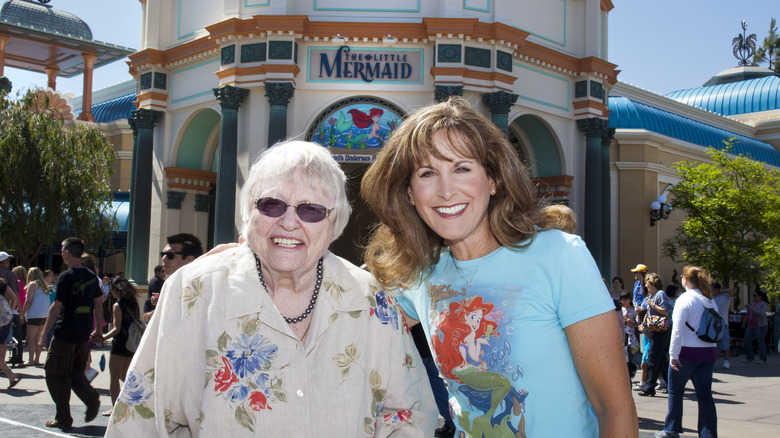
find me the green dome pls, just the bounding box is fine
[0,0,92,40]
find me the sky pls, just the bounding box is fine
[2,0,778,98]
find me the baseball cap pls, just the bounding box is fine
[0,251,13,262]
[630,263,647,273]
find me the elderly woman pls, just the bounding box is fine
[361,97,637,437]
[105,141,435,437]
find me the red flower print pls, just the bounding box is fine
[248,391,271,411]
[214,356,238,392]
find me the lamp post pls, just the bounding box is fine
[650,194,673,226]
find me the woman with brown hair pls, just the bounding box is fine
[361,97,636,437]
[656,265,718,438]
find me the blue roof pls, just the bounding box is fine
[665,76,780,117]
[75,92,136,123]
[608,97,780,166]
[0,0,92,40]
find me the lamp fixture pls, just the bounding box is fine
[650,194,673,226]
[331,34,347,44]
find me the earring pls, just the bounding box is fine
[490,188,496,195]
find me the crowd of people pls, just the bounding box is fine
[1,97,777,437]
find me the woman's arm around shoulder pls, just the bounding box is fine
[565,310,638,438]
[373,297,436,437]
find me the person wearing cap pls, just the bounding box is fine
[0,251,20,296]
[631,264,648,306]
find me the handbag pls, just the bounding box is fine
[0,295,12,327]
[643,314,668,332]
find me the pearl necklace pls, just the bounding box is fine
[255,255,322,324]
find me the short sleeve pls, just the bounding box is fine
[395,289,421,321]
[551,234,614,328]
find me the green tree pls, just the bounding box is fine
[663,140,780,291]
[752,18,780,73]
[0,89,117,267]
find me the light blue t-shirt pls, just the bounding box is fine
[397,230,614,437]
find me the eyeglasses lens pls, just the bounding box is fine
[256,198,329,223]
[160,252,175,260]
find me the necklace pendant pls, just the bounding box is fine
[467,281,472,287]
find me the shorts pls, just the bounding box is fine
[717,328,730,351]
[0,323,11,343]
[26,317,46,326]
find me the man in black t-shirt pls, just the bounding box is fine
[144,265,165,318]
[38,237,104,431]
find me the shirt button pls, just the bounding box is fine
[297,389,304,397]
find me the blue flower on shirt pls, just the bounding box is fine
[225,333,279,379]
[122,369,153,406]
[372,290,399,330]
[226,384,250,405]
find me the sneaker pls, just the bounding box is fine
[85,367,99,382]
[656,382,667,391]
[757,360,765,364]
[741,358,752,363]
[722,360,730,369]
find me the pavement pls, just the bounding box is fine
[1,344,778,437]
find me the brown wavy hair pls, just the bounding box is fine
[682,265,712,298]
[360,97,541,290]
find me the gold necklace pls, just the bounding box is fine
[453,259,482,286]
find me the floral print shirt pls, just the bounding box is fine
[105,244,436,437]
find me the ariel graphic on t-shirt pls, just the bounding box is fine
[432,296,528,437]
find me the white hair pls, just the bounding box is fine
[239,140,351,240]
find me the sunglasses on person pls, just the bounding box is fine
[254,197,332,223]
[160,251,183,260]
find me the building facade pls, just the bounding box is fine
[124,0,620,285]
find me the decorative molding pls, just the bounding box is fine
[577,117,610,139]
[153,72,167,90]
[482,91,519,115]
[166,190,186,209]
[265,82,295,106]
[465,46,490,68]
[241,42,267,63]
[194,194,213,212]
[140,72,152,90]
[213,85,249,111]
[165,167,217,193]
[128,18,619,85]
[437,44,462,63]
[268,41,293,60]
[221,45,235,65]
[434,85,464,102]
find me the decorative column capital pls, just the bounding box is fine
[434,85,464,103]
[213,85,249,111]
[576,117,610,139]
[602,127,616,147]
[195,194,213,213]
[166,190,186,210]
[482,91,518,115]
[264,82,295,106]
[131,108,162,130]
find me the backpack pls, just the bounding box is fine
[686,306,724,343]
[122,301,147,353]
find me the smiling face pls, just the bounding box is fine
[466,309,484,332]
[407,131,496,258]
[247,172,335,281]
